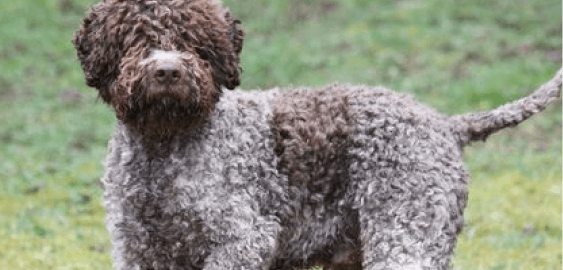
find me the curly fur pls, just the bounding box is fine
[73,1,562,270]
[73,0,243,135]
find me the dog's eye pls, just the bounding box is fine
[139,3,149,12]
[195,48,210,61]
[181,32,189,40]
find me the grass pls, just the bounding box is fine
[0,0,560,269]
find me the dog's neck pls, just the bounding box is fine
[116,119,210,158]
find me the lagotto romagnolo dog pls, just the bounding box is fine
[72,0,562,269]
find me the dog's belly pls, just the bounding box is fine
[270,191,360,269]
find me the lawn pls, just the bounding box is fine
[0,0,561,269]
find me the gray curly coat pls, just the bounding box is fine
[73,0,562,269]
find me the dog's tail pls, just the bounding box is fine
[453,68,562,146]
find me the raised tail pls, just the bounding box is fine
[453,68,562,146]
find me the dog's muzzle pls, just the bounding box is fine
[154,58,182,85]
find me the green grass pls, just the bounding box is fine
[0,0,560,269]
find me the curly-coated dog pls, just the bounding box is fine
[73,0,561,269]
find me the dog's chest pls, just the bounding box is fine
[108,146,214,266]
[105,111,288,264]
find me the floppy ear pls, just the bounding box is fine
[223,11,244,90]
[226,12,244,58]
[72,5,122,104]
[195,10,244,91]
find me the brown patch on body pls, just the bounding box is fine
[270,85,354,187]
[270,85,359,269]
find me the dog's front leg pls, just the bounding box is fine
[197,197,281,270]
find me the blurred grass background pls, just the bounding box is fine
[0,0,561,269]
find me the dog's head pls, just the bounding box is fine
[73,0,244,134]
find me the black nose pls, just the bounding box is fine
[155,66,181,84]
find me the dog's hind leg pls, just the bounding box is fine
[352,163,467,270]
[348,110,469,270]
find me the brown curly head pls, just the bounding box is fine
[73,0,244,134]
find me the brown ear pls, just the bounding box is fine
[72,4,122,104]
[224,11,244,90]
[197,10,244,91]
[227,12,244,57]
